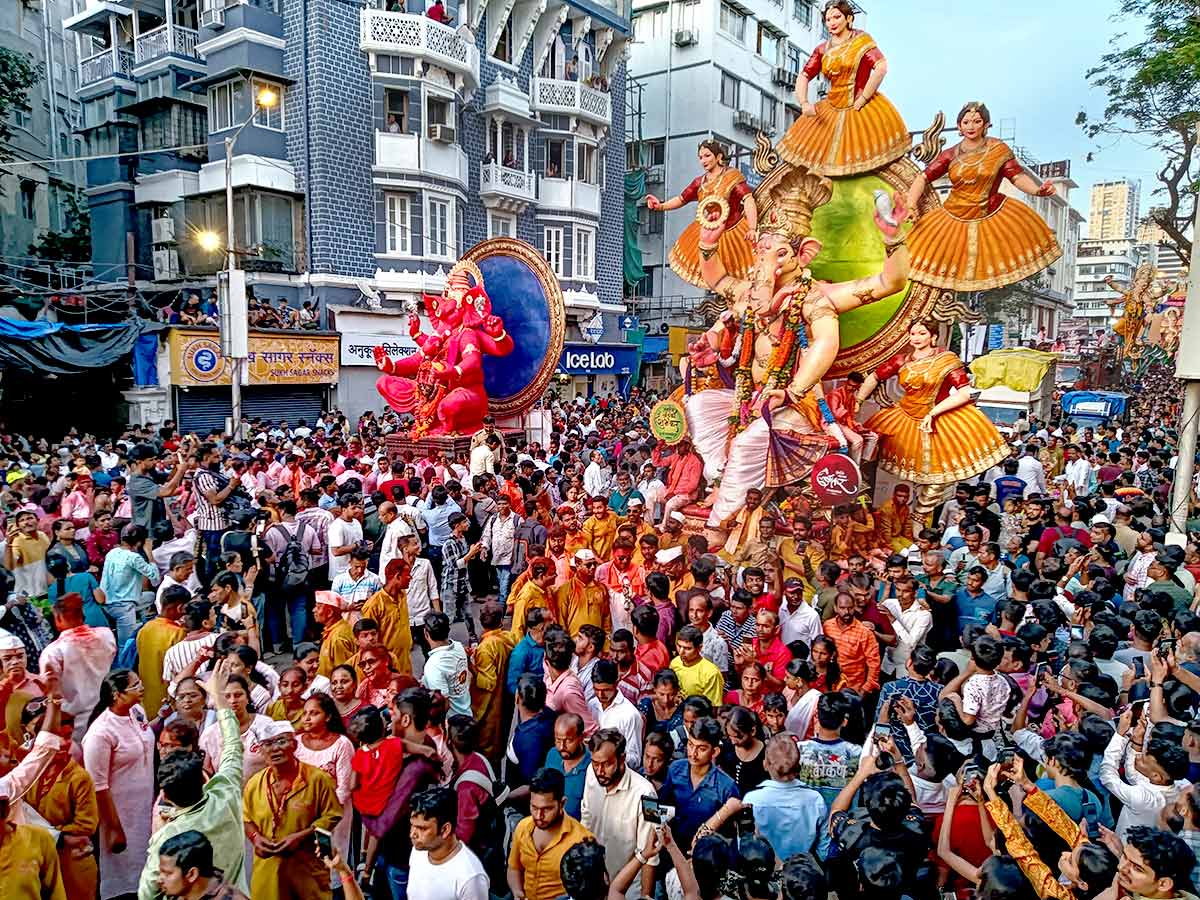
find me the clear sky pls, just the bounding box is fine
[856,0,1162,233]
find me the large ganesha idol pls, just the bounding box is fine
[374,260,514,437]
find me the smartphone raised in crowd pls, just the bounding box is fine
[314,827,333,860]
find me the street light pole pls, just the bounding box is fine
[224,133,243,441]
[206,88,274,443]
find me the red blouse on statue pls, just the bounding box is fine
[801,38,884,96]
[875,350,970,404]
[924,147,1024,215]
[679,173,752,227]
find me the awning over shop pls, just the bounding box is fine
[0,317,164,375]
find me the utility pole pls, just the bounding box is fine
[1168,126,1200,534]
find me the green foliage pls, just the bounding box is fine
[0,47,42,177]
[1077,0,1200,264]
[27,190,92,265]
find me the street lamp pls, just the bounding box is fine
[195,86,278,441]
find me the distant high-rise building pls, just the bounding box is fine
[1136,217,1167,246]
[1089,179,1140,241]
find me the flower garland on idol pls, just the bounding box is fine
[729,274,812,433]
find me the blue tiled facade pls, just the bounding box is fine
[66,0,631,416]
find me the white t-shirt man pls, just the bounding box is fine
[408,842,489,900]
[326,516,363,580]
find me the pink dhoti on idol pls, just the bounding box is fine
[685,389,829,526]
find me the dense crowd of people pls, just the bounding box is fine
[0,370,1196,900]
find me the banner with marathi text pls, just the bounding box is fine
[167,328,339,386]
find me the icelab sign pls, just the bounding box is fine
[558,343,638,375]
[566,350,615,369]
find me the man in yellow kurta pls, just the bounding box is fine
[315,591,357,678]
[581,497,620,561]
[876,483,916,553]
[657,511,686,552]
[720,487,766,562]
[361,558,414,675]
[558,507,589,557]
[623,499,656,564]
[471,600,515,762]
[243,720,342,900]
[555,550,611,637]
[0,815,66,900]
[779,514,826,601]
[510,559,557,638]
[136,587,186,717]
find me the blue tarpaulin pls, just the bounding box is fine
[0,317,163,375]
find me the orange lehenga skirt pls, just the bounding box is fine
[776,93,910,176]
[908,195,1062,292]
[669,215,755,288]
[866,389,1009,486]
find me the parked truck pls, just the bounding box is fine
[969,348,1058,436]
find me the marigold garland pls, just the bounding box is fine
[727,276,812,433]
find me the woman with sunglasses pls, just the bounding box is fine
[83,669,155,900]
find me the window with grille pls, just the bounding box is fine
[720,72,739,108]
[719,3,746,41]
[543,227,564,275]
[574,226,595,280]
[427,195,453,259]
[386,194,411,254]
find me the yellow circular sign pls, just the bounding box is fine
[650,399,688,445]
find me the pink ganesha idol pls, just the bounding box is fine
[373,260,514,437]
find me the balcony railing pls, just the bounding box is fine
[134,24,201,63]
[80,47,135,85]
[481,163,535,198]
[531,77,612,126]
[539,177,600,217]
[360,9,479,93]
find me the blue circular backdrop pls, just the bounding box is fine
[479,253,552,402]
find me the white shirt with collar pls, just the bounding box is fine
[580,764,659,886]
[587,689,643,768]
[779,600,822,649]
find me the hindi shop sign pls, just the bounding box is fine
[340,331,419,367]
[168,329,340,387]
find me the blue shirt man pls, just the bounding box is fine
[743,735,830,858]
[658,717,739,848]
[546,727,591,819]
[506,631,546,695]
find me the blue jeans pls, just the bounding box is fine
[383,861,408,900]
[496,565,513,607]
[267,588,307,648]
[107,601,138,649]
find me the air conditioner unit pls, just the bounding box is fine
[673,29,697,47]
[152,248,180,281]
[199,4,225,28]
[645,164,664,184]
[772,66,795,87]
[429,124,456,143]
[733,110,760,131]
[151,216,176,243]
